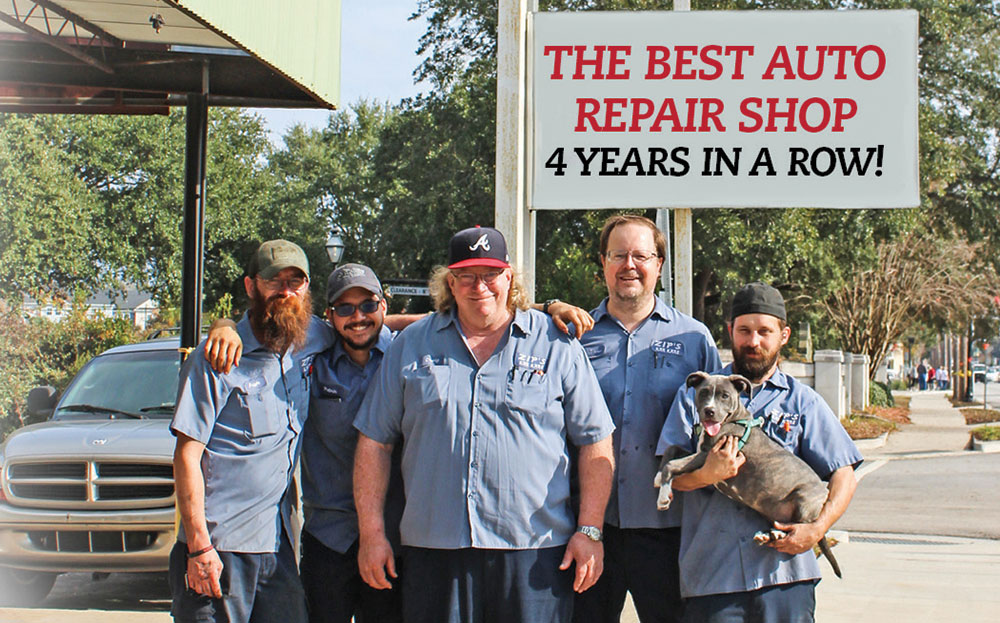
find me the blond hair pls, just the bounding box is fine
[428,265,531,314]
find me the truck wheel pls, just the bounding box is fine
[0,567,58,605]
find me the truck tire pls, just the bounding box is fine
[0,567,58,605]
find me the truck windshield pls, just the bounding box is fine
[54,349,181,420]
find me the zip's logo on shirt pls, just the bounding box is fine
[651,340,683,356]
[516,353,547,371]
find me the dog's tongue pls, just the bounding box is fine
[703,421,722,436]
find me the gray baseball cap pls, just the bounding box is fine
[326,263,383,305]
[249,239,310,280]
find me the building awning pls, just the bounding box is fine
[0,0,341,113]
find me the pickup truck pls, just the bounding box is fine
[0,338,181,605]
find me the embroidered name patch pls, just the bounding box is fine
[516,353,547,371]
[584,343,605,359]
[651,340,683,356]
[318,384,342,399]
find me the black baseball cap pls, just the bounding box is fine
[730,282,786,322]
[326,263,383,305]
[448,226,511,269]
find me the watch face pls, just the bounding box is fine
[578,526,602,541]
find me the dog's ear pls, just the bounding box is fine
[686,371,710,388]
[728,374,752,395]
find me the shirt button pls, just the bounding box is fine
[626,390,632,396]
[471,462,478,469]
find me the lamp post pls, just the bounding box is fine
[325,226,345,265]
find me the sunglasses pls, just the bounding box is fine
[331,299,381,317]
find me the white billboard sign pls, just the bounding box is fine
[530,11,919,209]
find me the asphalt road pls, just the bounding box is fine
[969,378,1000,410]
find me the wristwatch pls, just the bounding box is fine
[543,298,561,314]
[577,525,603,542]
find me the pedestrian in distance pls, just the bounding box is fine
[353,225,616,623]
[656,282,862,623]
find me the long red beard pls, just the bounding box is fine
[249,289,313,353]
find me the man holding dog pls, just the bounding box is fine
[656,282,861,623]
[354,226,616,623]
[573,215,721,623]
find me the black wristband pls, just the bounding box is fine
[543,299,560,315]
[187,544,215,559]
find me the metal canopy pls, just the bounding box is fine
[0,0,341,113]
[1,1,341,351]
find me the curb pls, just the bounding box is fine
[853,432,888,450]
[971,437,1000,453]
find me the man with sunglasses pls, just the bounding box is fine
[354,226,616,623]
[573,215,721,623]
[170,239,334,623]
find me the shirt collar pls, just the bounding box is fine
[592,296,673,326]
[237,313,265,354]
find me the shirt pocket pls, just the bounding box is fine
[764,415,803,452]
[404,362,451,408]
[504,368,552,418]
[238,390,282,439]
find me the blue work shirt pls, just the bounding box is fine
[583,298,720,529]
[354,307,615,550]
[171,315,333,553]
[302,325,404,554]
[655,364,863,598]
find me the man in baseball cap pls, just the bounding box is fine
[656,282,861,623]
[447,225,511,269]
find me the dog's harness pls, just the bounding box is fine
[694,416,764,451]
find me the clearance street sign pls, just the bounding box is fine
[530,10,919,209]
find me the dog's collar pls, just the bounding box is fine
[733,417,764,450]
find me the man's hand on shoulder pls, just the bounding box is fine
[204,318,242,374]
[537,300,594,339]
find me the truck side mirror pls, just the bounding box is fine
[25,386,58,422]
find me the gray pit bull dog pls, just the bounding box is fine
[653,371,842,577]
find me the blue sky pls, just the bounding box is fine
[257,1,427,143]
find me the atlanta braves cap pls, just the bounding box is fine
[447,226,511,269]
[730,282,787,322]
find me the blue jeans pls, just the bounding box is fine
[299,531,402,623]
[168,538,307,623]
[572,526,682,623]
[402,546,573,623]
[682,580,817,623]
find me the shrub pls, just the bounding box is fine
[0,306,140,438]
[870,381,894,407]
[971,426,1000,442]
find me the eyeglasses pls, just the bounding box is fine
[605,250,660,265]
[332,299,382,317]
[451,270,505,287]
[256,276,308,291]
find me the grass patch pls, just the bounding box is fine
[971,426,1000,442]
[960,408,1000,425]
[843,414,896,440]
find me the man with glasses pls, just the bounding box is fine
[354,226,616,623]
[574,215,721,623]
[171,239,334,623]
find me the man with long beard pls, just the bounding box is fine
[656,282,861,623]
[170,240,333,623]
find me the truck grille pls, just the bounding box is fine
[27,530,161,553]
[3,460,174,510]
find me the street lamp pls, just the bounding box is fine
[325,226,345,265]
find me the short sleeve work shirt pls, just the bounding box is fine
[302,326,404,554]
[582,298,721,529]
[171,315,333,553]
[655,364,863,598]
[353,308,615,550]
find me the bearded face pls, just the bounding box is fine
[247,284,313,354]
[732,341,782,384]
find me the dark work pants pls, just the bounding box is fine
[572,526,682,623]
[168,537,307,623]
[299,530,403,623]
[681,580,817,623]
[402,546,573,623]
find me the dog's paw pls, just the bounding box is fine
[656,485,674,511]
[653,471,663,488]
[753,531,772,545]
